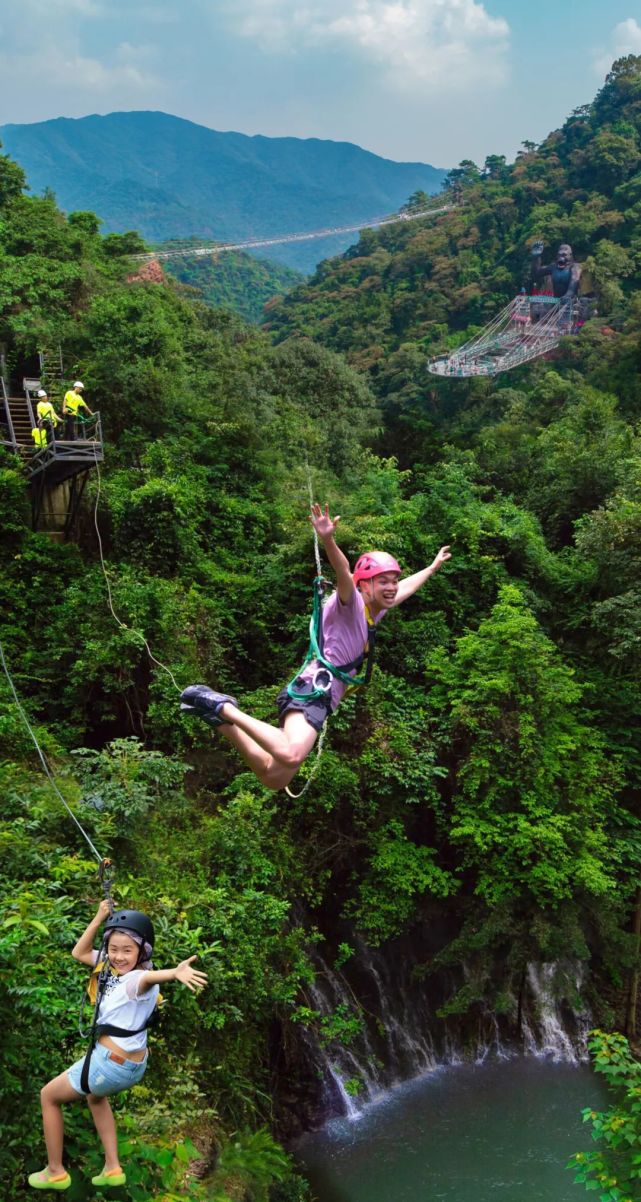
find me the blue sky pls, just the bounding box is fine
[1,0,641,165]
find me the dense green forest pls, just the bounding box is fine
[163,247,303,323]
[2,55,641,1202]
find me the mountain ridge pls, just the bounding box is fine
[0,110,447,271]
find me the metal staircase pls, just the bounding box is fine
[1,382,35,453]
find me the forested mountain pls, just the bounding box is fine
[164,247,303,323]
[2,56,641,1202]
[267,55,641,455]
[0,111,447,272]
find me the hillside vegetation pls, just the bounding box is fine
[1,57,641,1202]
[164,247,303,323]
[267,55,641,456]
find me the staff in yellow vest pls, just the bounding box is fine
[31,427,48,449]
[63,381,93,441]
[36,390,62,445]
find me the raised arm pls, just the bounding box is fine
[71,899,111,966]
[394,546,451,606]
[138,955,208,996]
[530,240,550,285]
[310,503,355,605]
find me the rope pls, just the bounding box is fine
[285,460,328,800]
[305,457,323,579]
[0,638,105,864]
[285,724,328,800]
[91,445,182,694]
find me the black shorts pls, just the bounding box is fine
[276,676,332,733]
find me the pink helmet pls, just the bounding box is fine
[353,551,401,586]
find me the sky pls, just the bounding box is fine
[2,0,641,166]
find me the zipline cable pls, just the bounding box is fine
[0,637,105,864]
[91,444,182,694]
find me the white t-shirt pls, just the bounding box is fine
[90,950,159,1052]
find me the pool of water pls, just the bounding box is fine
[296,1058,607,1202]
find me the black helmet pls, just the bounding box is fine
[104,909,154,949]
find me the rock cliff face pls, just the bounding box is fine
[272,925,596,1138]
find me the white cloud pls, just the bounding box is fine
[0,45,157,93]
[228,0,510,93]
[594,17,641,77]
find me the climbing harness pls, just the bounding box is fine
[286,463,378,705]
[284,581,377,800]
[286,577,378,703]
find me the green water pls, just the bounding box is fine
[296,1058,608,1202]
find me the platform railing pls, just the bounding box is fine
[29,411,103,476]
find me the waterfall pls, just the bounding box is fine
[298,939,592,1123]
[521,961,591,1064]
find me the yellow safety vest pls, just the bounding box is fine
[36,400,58,425]
[64,390,88,417]
[31,427,47,448]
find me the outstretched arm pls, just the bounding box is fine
[138,955,208,996]
[394,546,451,606]
[310,503,355,605]
[71,899,111,965]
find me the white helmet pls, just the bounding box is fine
[73,380,84,390]
[37,389,47,397]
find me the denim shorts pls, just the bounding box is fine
[67,1042,148,1098]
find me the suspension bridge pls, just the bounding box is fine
[128,201,454,263]
[428,293,596,378]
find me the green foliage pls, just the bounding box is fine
[569,1031,641,1202]
[71,737,189,824]
[267,54,641,465]
[2,63,641,1199]
[426,584,620,907]
[167,248,304,323]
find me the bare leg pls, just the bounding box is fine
[87,1095,121,1174]
[40,1072,82,1174]
[220,704,318,770]
[220,710,318,789]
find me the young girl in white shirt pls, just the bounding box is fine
[29,899,207,1192]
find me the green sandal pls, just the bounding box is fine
[28,1169,72,1191]
[91,1169,127,1187]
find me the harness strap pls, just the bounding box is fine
[79,1016,154,1093]
[286,578,378,702]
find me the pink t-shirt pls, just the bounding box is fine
[300,587,386,710]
